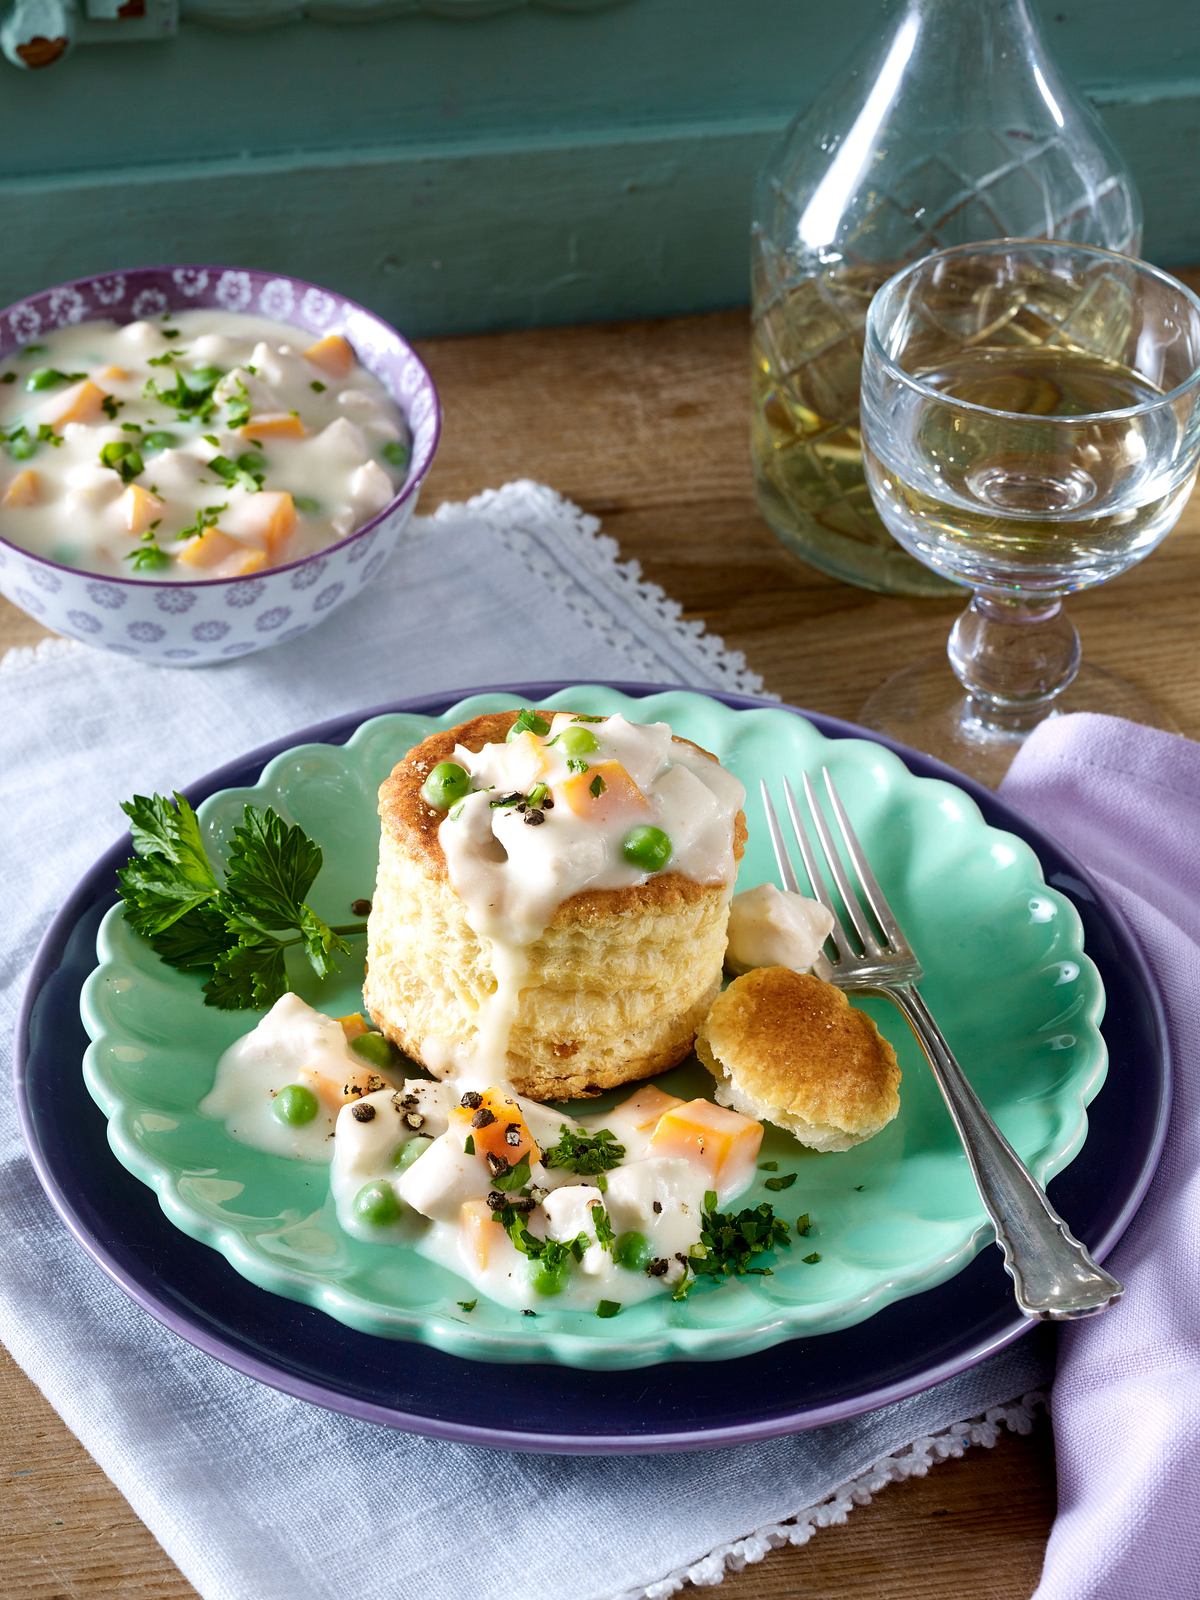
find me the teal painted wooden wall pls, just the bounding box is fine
[1,0,1197,334]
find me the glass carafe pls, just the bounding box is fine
[750,0,1142,596]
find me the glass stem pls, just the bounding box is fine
[948,591,1081,736]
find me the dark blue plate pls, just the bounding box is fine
[15,683,1170,1453]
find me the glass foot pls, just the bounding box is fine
[859,652,1181,788]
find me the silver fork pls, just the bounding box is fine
[761,769,1123,1321]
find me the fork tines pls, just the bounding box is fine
[759,769,914,968]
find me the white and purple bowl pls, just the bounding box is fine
[0,266,441,667]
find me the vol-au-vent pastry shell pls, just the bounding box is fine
[364,711,747,1100]
[696,966,901,1152]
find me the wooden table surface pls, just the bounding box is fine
[4,298,1197,1599]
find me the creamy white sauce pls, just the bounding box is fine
[203,997,766,1314]
[201,993,402,1161]
[725,883,835,975]
[0,310,408,579]
[430,712,745,1079]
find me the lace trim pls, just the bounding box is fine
[624,1391,1049,1600]
[0,636,86,675]
[418,481,769,700]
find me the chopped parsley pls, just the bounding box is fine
[381,439,410,470]
[208,450,265,492]
[124,522,170,572]
[802,1252,822,1265]
[146,349,186,368]
[0,372,15,384]
[224,377,252,430]
[673,1192,791,1298]
[3,422,62,461]
[489,1153,533,1192]
[457,1299,477,1313]
[115,791,365,1009]
[543,1125,626,1176]
[758,1161,778,1172]
[25,366,85,392]
[294,494,320,513]
[596,1300,621,1319]
[795,1213,812,1237]
[589,774,606,798]
[592,1203,615,1252]
[463,1134,475,1155]
[764,1173,796,1192]
[309,379,326,393]
[175,503,227,543]
[144,362,224,423]
[124,542,171,572]
[98,440,144,483]
[566,757,590,775]
[506,708,550,741]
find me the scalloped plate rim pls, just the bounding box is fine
[75,686,1111,1367]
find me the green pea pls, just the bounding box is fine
[7,433,35,461]
[381,439,410,470]
[350,1030,395,1070]
[354,1181,401,1226]
[272,1083,319,1126]
[531,1259,569,1297]
[557,724,599,757]
[392,1135,432,1172]
[141,430,179,454]
[613,1230,652,1271]
[421,761,471,810]
[25,367,69,392]
[621,825,673,873]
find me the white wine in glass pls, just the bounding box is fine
[858,242,1200,784]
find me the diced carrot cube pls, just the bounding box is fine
[96,365,130,384]
[119,483,165,535]
[338,1013,368,1041]
[232,549,268,577]
[246,490,296,558]
[460,1199,495,1270]
[304,334,354,380]
[648,1098,763,1191]
[45,379,106,428]
[557,760,650,822]
[297,1064,389,1115]
[451,1087,541,1171]
[617,1084,686,1134]
[241,413,306,440]
[2,468,39,508]
[177,526,241,569]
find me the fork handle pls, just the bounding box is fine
[884,984,1123,1320]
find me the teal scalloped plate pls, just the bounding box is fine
[80,687,1107,1368]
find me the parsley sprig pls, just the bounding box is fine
[116,792,367,1009]
[542,1125,626,1176]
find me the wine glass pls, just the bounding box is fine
[857,240,1200,784]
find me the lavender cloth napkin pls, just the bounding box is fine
[1000,714,1200,1599]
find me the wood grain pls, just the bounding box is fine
[7,295,1196,1597]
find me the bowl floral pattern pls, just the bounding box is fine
[0,266,441,667]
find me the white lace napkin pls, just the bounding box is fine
[0,481,1048,1600]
